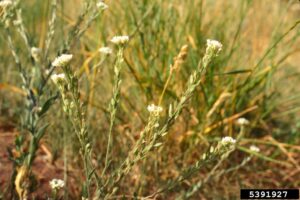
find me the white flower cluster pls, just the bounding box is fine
[206,39,222,55]
[220,136,236,145]
[52,54,73,67]
[0,0,13,8]
[217,136,236,154]
[250,145,260,153]
[237,117,250,126]
[49,179,65,190]
[96,1,108,10]
[51,73,66,84]
[111,35,129,45]
[147,104,163,114]
[99,47,112,55]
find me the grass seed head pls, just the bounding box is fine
[173,44,189,69]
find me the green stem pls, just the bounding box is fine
[103,47,124,176]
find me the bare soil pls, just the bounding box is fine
[0,123,79,200]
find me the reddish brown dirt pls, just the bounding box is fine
[0,123,80,200]
[0,123,15,197]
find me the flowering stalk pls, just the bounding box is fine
[178,144,260,199]
[51,54,93,199]
[76,1,108,40]
[63,0,93,51]
[63,1,108,52]
[179,157,250,199]
[49,179,65,200]
[147,137,236,199]
[1,4,58,199]
[102,39,223,198]
[43,0,58,62]
[177,127,256,199]
[103,36,128,176]
[138,40,222,158]
[14,7,31,56]
[159,40,222,135]
[98,104,163,198]
[87,46,112,114]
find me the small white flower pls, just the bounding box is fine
[45,69,51,75]
[31,47,41,62]
[99,47,112,55]
[96,1,108,10]
[49,179,64,190]
[52,54,73,67]
[51,73,66,84]
[217,136,236,155]
[206,39,222,55]
[250,145,260,153]
[221,136,236,145]
[237,118,250,126]
[31,47,41,55]
[147,104,163,114]
[111,35,129,45]
[207,39,223,50]
[0,0,13,8]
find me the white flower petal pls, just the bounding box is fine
[97,1,108,10]
[221,136,236,145]
[206,39,222,55]
[111,35,129,45]
[237,118,250,126]
[99,47,112,54]
[51,73,66,84]
[147,104,163,113]
[250,145,260,153]
[52,54,73,67]
[49,179,65,190]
